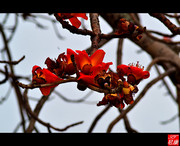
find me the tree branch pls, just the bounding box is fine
[0,55,25,65]
[149,13,180,35]
[89,13,101,55]
[23,89,83,132]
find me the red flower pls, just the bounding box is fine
[75,49,108,75]
[117,61,150,85]
[75,49,112,89]
[32,65,63,96]
[45,48,77,77]
[97,80,138,109]
[78,62,112,87]
[97,93,125,109]
[57,13,88,28]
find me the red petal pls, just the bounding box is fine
[76,50,91,70]
[142,71,150,79]
[40,87,52,96]
[66,48,77,64]
[32,66,63,96]
[101,62,113,71]
[117,64,130,75]
[90,49,105,66]
[42,68,62,83]
[78,72,98,86]
[69,17,81,28]
[71,13,88,20]
[32,65,41,75]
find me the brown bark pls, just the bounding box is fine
[100,13,180,85]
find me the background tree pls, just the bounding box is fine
[0,13,179,133]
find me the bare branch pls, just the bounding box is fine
[0,66,8,84]
[23,89,83,132]
[89,13,101,54]
[0,55,25,65]
[88,104,111,133]
[17,77,77,89]
[149,13,180,35]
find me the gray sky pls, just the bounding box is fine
[0,13,179,132]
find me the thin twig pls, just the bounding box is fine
[160,113,178,125]
[119,108,138,133]
[146,57,180,71]
[154,64,176,103]
[0,55,25,65]
[17,77,77,89]
[0,22,26,132]
[88,104,111,133]
[0,66,8,84]
[54,13,94,36]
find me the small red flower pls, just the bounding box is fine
[57,13,88,28]
[75,49,109,75]
[45,48,77,77]
[78,62,112,87]
[117,61,150,85]
[115,18,134,35]
[32,65,63,96]
[97,93,125,109]
[97,80,138,109]
[115,18,144,40]
[76,49,112,87]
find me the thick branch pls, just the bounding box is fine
[89,13,101,55]
[149,13,180,35]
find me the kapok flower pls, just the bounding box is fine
[57,13,88,28]
[115,18,144,40]
[32,65,63,96]
[78,62,113,87]
[97,93,125,109]
[97,80,138,109]
[45,48,77,77]
[75,49,109,75]
[117,61,150,85]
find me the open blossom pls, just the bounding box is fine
[97,75,138,109]
[115,18,144,40]
[78,62,112,87]
[32,65,63,96]
[45,48,77,77]
[76,49,113,87]
[75,49,108,75]
[117,61,150,85]
[57,13,88,28]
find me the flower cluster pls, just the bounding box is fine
[32,48,150,108]
[97,62,150,108]
[115,18,145,40]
